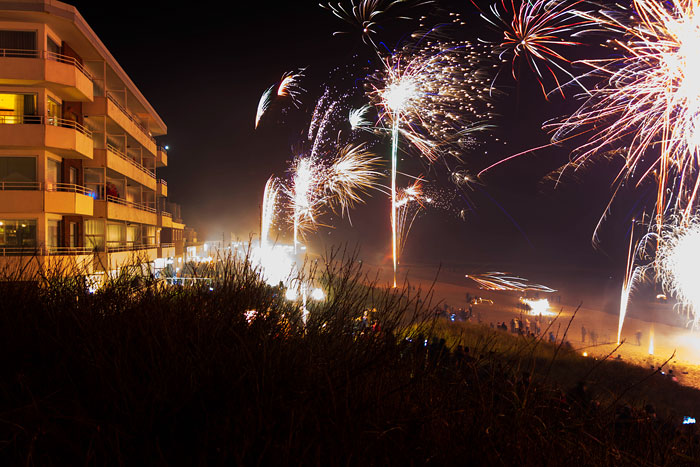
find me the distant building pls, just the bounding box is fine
[0,0,185,277]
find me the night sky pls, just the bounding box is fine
[66,0,653,287]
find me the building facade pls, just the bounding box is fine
[0,0,185,277]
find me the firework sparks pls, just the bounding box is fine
[394,180,428,259]
[552,0,700,228]
[288,157,324,252]
[477,0,593,97]
[323,143,383,215]
[466,272,557,292]
[657,215,700,328]
[320,0,433,45]
[521,297,554,316]
[648,324,655,355]
[617,221,647,344]
[349,104,373,130]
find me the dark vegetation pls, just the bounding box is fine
[1,250,699,465]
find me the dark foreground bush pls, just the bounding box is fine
[0,251,699,465]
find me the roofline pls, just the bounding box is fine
[0,0,167,134]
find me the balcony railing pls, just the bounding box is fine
[106,143,156,178]
[0,114,93,138]
[158,178,167,186]
[104,243,157,253]
[160,211,172,218]
[46,246,94,256]
[0,181,42,190]
[0,243,172,257]
[106,93,156,144]
[0,48,93,80]
[106,195,157,213]
[0,246,40,256]
[0,181,95,197]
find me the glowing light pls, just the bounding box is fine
[582,351,588,357]
[648,324,655,355]
[311,287,325,301]
[285,288,298,301]
[245,310,258,324]
[521,298,553,316]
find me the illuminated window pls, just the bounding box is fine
[0,219,37,249]
[47,97,61,126]
[0,93,37,124]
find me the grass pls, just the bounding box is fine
[0,248,699,465]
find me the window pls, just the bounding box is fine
[47,36,60,56]
[69,166,77,185]
[106,223,125,247]
[0,156,37,189]
[0,93,37,124]
[0,30,37,57]
[0,219,37,251]
[47,219,59,249]
[85,219,104,249]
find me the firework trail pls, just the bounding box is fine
[254,70,306,128]
[551,0,700,229]
[320,0,434,46]
[618,221,648,344]
[261,176,279,247]
[255,85,275,129]
[465,271,557,292]
[367,38,495,285]
[476,0,594,97]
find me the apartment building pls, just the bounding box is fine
[0,0,185,276]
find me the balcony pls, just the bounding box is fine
[0,49,93,101]
[95,243,159,269]
[158,242,175,258]
[157,146,168,167]
[157,179,167,197]
[94,195,157,225]
[84,94,157,156]
[158,210,172,228]
[89,145,156,190]
[0,182,94,215]
[0,115,93,159]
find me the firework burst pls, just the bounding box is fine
[552,0,700,228]
[320,0,434,46]
[477,0,593,97]
[368,38,495,285]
